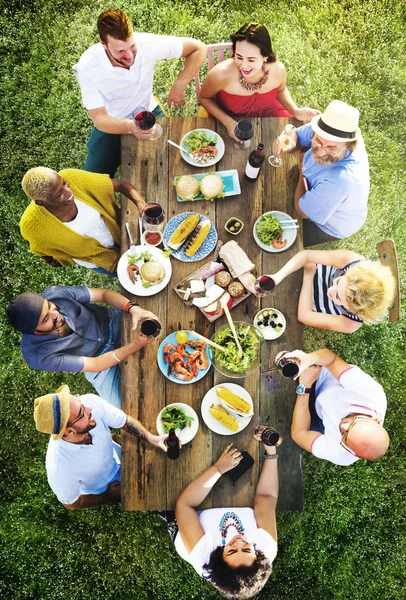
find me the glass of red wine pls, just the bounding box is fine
[134,106,163,140]
[233,119,254,149]
[140,318,162,338]
[254,275,276,297]
[142,203,165,232]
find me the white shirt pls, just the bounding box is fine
[72,33,183,118]
[311,367,387,466]
[175,507,277,576]
[64,198,115,268]
[46,394,126,504]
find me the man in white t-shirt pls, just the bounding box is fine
[73,8,207,176]
[286,348,389,466]
[34,385,168,509]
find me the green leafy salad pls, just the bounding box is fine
[213,324,260,373]
[161,406,194,433]
[256,214,282,245]
[183,131,217,152]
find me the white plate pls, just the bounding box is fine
[156,402,199,444]
[201,383,253,435]
[253,211,297,253]
[163,212,217,262]
[254,308,286,340]
[117,246,172,296]
[179,129,225,167]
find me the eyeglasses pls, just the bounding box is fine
[312,137,343,156]
[67,404,85,428]
[340,415,380,455]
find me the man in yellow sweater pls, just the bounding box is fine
[20,167,146,276]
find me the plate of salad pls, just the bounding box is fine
[117,245,172,296]
[156,403,199,444]
[180,129,225,167]
[253,211,297,253]
[211,322,266,378]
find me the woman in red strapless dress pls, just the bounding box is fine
[198,23,319,141]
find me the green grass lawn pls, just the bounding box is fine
[1,1,405,598]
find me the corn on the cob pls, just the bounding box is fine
[216,387,252,416]
[209,404,240,432]
[185,219,211,257]
[168,213,200,249]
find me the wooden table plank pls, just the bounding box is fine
[121,117,303,511]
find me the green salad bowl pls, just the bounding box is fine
[211,321,266,378]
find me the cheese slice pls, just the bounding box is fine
[206,284,225,301]
[190,279,206,294]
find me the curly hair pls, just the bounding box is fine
[203,545,272,599]
[21,167,56,202]
[97,8,133,44]
[230,23,276,63]
[343,260,396,324]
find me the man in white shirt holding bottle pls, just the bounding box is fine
[286,348,389,466]
[73,8,207,176]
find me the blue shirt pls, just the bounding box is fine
[296,124,369,238]
[22,285,110,372]
[46,394,126,504]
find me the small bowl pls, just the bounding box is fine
[254,308,286,340]
[211,321,266,378]
[142,230,163,247]
[225,217,244,236]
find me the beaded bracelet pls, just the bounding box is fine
[264,453,278,460]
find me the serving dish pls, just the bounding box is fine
[211,321,266,378]
[254,308,286,340]
[200,383,253,435]
[117,246,172,296]
[179,129,225,167]
[253,211,297,253]
[157,331,212,385]
[162,212,217,262]
[156,402,199,444]
[173,170,241,202]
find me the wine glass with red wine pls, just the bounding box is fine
[233,119,254,149]
[142,203,165,232]
[254,275,276,297]
[134,106,163,140]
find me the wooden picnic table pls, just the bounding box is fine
[120,116,303,511]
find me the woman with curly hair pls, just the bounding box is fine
[174,436,279,598]
[198,23,319,141]
[271,249,396,333]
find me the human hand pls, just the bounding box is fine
[214,443,243,474]
[168,82,187,109]
[106,480,121,503]
[227,120,241,142]
[293,107,321,122]
[129,305,160,332]
[283,349,313,378]
[152,434,175,452]
[127,119,154,140]
[299,365,321,388]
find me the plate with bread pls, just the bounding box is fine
[117,246,172,296]
[162,212,217,262]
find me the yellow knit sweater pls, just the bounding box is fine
[20,169,121,272]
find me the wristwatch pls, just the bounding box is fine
[296,384,312,395]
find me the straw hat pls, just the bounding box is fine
[34,385,71,440]
[311,100,360,142]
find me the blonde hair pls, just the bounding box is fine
[21,167,56,202]
[344,260,396,324]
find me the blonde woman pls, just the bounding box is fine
[272,249,396,333]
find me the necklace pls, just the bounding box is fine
[219,511,245,545]
[239,64,269,91]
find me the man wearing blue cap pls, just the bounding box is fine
[34,385,168,509]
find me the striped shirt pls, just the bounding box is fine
[312,260,363,322]
[72,33,183,119]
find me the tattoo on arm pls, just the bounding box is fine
[122,417,148,441]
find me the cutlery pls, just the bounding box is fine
[282,225,300,230]
[220,297,243,357]
[189,331,227,353]
[278,219,298,223]
[125,222,138,253]
[167,139,194,159]
[138,216,145,245]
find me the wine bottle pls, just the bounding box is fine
[245,143,265,181]
[166,428,180,460]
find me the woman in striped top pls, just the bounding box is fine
[272,250,396,333]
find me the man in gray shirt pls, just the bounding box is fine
[7,285,159,407]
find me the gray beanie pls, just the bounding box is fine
[7,292,45,334]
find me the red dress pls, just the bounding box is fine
[216,88,292,118]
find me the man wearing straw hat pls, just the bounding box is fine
[7,285,159,409]
[274,100,369,247]
[34,385,168,509]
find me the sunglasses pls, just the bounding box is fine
[340,415,380,455]
[67,404,86,428]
